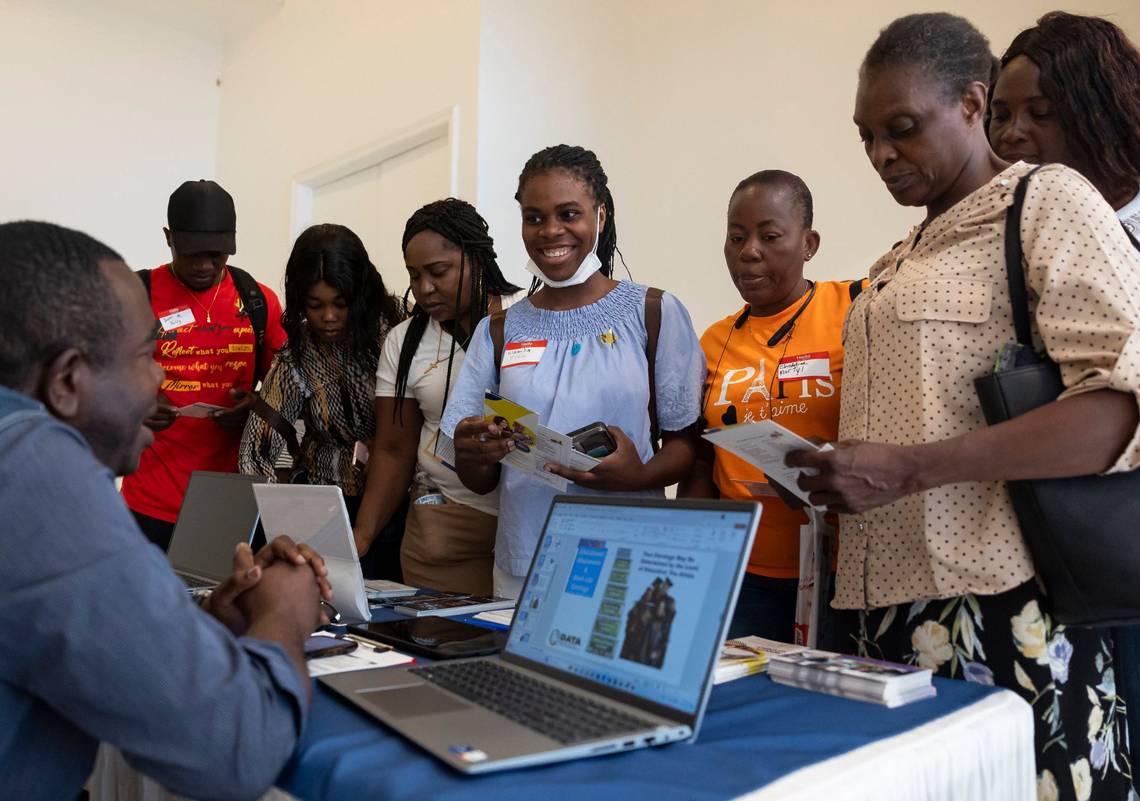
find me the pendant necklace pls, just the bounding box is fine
[173,266,224,323]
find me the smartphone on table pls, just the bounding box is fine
[567,421,617,458]
[303,635,358,660]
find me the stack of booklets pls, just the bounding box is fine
[714,636,806,685]
[381,592,515,618]
[767,648,936,707]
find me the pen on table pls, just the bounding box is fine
[320,600,342,625]
[342,633,393,652]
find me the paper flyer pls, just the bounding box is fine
[702,419,831,509]
[483,391,599,491]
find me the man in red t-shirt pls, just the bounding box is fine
[121,180,286,549]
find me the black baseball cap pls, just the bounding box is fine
[167,180,237,255]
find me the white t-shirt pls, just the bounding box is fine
[376,315,500,515]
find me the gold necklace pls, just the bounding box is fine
[421,325,447,377]
[172,266,224,323]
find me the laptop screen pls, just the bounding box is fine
[506,499,757,715]
[167,471,266,580]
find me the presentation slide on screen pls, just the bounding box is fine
[540,537,714,686]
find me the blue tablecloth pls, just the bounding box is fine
[278,660,1002,801]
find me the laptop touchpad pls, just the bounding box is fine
[358,685,470,718]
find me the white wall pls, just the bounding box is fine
[0,0,222,270]
[478,0,1140,335]
[214,0,481,295]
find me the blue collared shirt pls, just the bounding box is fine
[0,386,308,801]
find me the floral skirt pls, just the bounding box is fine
[825,580,1133,801]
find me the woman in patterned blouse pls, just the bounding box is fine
[239,224,405,573]
[791,13,1140,799]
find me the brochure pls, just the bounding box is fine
[714,636,806,685]
[702,419,831,508]
[767,648,936,707]
[364,579,418,601]
[177,401,226,418]
[392,594,515,618]
[483,391,600,491]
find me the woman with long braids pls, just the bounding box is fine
[440,145,705,599]
[353,199,522,595]
[239,224,404,571]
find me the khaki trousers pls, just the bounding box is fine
[400,492,496,596]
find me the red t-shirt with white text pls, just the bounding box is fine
[121,265,286,522]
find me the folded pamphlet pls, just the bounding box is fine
[702,420,832,509]
[714,636,806,685]
[364,579,419,601]
[483,391,599,491]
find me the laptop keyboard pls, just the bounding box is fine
[178,573,215,590]
[409,660,656,744]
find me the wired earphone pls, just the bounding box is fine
[700,280,818,421]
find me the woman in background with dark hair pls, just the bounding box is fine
[240,224,404,572]
[989,11,1140,235]
[353,199,522,594]
[989,14,1140,789]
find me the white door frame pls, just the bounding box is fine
[289,105,460,240]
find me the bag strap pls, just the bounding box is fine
[1004,165,1047,348]
[848,279,864,302]
[490,309,507,372]
[645,287,663,452]
[137,268,152,294]
[250,394,302,463]
[228,266,269,381]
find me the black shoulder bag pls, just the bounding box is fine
[974,166,1140,627]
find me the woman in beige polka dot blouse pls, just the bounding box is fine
[790,13,1140,798]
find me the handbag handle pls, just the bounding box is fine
[1003,165,1046,349]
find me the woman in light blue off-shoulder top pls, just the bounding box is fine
[440,145,706,597]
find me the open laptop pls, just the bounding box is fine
[166,471,267,590]
[320,495,760,773]
[253,484,371,623]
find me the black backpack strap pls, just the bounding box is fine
[227,266,269,380]
[644,287,663,453]
[136,268,153,296]
[1004,166,1047,348]
[848,279,864,302]
[489,309,507,376]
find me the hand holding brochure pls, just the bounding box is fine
[483,391,600,491]
[702,420,831,509]
[767,648,936,707]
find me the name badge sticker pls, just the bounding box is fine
[158,306,195,332]
[777,351,831,381]
[501,340,548,369]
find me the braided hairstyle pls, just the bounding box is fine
[393,199,522,418]
[515,145,621,293]
[862,13,995,103]
[281,224,402,369]
[998,11,1140,201]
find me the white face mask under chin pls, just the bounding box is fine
[525,208,604,289]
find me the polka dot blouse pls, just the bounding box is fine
[834,162,1140,611]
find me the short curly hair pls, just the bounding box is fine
[862,13,996,102]
[0,221,123,388]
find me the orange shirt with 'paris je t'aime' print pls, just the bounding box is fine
[699,279,864,578]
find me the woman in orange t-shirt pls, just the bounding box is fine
[679,170,862,641]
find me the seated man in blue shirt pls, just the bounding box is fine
[0,221,329,801]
